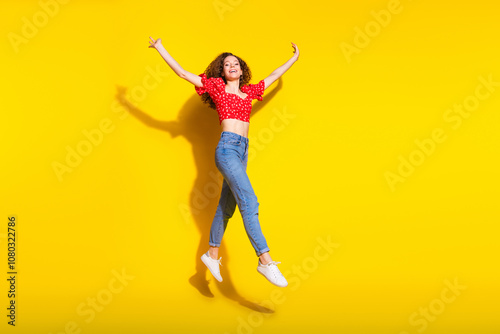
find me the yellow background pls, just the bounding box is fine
[1,0,499,333]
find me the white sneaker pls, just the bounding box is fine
[257,259,288,287]
[201,251,223,282]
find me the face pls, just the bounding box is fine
[222,55,242,81]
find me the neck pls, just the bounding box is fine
[225,78,240,93]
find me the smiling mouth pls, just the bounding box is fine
[230,70,237,73]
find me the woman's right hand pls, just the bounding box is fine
[291,42,299,60]
[148,36,163,50]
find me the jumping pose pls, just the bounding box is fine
[148,37,299,287]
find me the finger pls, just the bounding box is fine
[149,36,155,42]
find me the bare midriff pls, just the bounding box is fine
[221,118,250,138]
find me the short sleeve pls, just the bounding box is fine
[241,80,265,101]
[195,73,223,97]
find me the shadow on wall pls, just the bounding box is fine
[115,78,283,313]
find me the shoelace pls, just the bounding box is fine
[207,252,222,266]
[214,257,222,266]
[265,261,285,281]
[264,261,281,266]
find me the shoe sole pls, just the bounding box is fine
[257,267,288,287]
[201,255,223,282]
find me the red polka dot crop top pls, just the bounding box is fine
[195,73,265,125]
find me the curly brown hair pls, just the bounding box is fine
[199,52,252,110]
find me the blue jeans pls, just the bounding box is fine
[209,131,270,256]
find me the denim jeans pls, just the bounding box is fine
[209,131,270,256]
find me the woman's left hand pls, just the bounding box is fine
[291,42,299,60]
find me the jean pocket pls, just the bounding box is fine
[224,139,241,146]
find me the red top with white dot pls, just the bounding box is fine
[195,73,265,125]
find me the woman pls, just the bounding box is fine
[148,36,299,287]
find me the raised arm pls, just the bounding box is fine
[263,42,300,89]
[148,37,203,87]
